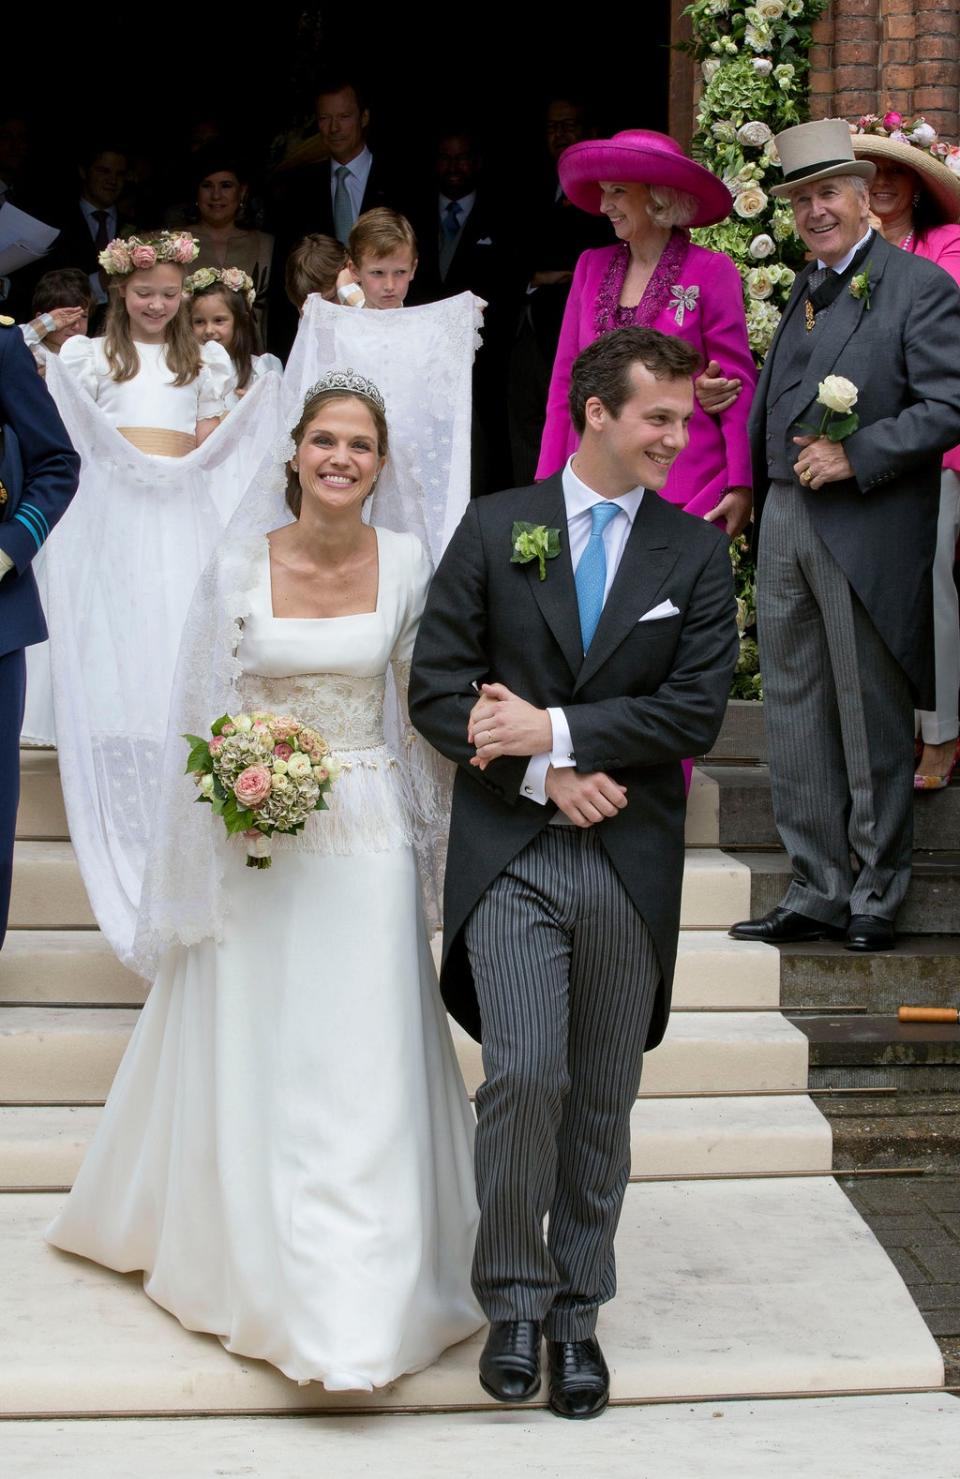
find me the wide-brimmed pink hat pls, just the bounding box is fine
[559,129,733,227]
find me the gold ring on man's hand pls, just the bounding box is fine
[801,469,813,484]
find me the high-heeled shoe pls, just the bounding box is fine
[914,737,960,791]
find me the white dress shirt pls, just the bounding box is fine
[329,146,373,228]
[818,226,873,275]
[520,457,646,805]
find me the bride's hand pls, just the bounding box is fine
[468,682,552,766]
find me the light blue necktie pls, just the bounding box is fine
[575,501,621,652]
[333,164,352,244]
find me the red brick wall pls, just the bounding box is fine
[809,0,960,137]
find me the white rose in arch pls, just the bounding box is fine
[733,186,769,219]
[749,233,776,259]
[702,59,722,83]
[747,267,776,300]
[818,375,859,416]
[756,0,786,17]
[753,57,774,75]
[738,120,774,148]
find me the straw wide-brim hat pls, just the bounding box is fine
[851,132,960,224]
[558,129,733,228]
[770,118,875,198]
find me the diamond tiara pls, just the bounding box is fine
[304,369,385,413]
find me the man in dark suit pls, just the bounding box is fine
[0,323,80,947]
[409,327,738,1418]
[268,78,403,354]
[48,143,130,329]
[729,120,960,954]
[409,126,525,490]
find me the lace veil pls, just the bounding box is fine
[131,292,481,978]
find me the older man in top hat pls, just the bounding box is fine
[729,118,960,953]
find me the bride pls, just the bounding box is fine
[46,371,484,1388]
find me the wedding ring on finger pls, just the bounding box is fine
[800,468,813,484]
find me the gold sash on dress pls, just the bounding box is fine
[118,427,197,458]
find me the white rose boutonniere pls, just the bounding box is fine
[511,522,561,582]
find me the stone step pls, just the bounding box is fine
[6,842,750,935]
[16,750,67,840]
[691,764,960,852]
[794,1014,960,1093]
[0,932,146,1006]
[739,851,960,935]
[0,1007,810,1106]
[1,1179,942,1415]
[704,698,767,764]
[0,1094,832,1190]
[8,842,96,931]
[777,935,960,1014]
[0,929,779,1011]
[823,1095,960,1171]
[5,1394,960,1477]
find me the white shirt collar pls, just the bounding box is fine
[818,226,873,276]
[332,144,372,183]
[562,456,645,524]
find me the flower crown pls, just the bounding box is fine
[98,232,200,276]
[851,112,960,177]
[183,265,256,310]
[305,369,385,413]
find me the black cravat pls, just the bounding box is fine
[808,233,875,313]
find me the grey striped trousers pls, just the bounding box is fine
[463,827,659,1341]
[757,481,915,923]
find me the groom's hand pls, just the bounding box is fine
[468,682,552,765]
[545,766,628,827]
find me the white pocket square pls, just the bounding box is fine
[476,237,494,246]
[638,599,681,622]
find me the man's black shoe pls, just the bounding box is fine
[478,1320,542,1402]
[845,914,896,952]
[546,1337,609,1419]
[728,906,845,944]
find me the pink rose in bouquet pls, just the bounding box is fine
[234,765,273,808]
[273,741,294,760]
[131,244,158,270]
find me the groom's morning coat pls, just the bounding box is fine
[409,477,739,1049]
[750,230,960,707]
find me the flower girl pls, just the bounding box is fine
[43,231,280,960]
[184,265,282,406]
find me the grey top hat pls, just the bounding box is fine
[770,118,876,198]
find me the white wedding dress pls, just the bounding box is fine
[47,527,483,1388]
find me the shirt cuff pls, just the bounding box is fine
[519,708,576,805]
[0,548,14,580]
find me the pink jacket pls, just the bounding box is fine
[535,241,756,516]
[913,224,960,474]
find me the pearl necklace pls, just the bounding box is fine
[899,230,915,251]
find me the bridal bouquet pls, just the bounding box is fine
[184,712,342,868]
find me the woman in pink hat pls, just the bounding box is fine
[852,117,960,790]
[536,129,755,538]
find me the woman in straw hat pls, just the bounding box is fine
[852,116,960,789]
[536,129,755,539]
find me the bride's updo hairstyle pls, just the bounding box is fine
[285,372,389,517]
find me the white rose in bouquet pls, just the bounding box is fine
[738,120,774,148]
[749,233,776,259]
[286,751,313,781]
[734,186,769,219]
[753,57,773,74]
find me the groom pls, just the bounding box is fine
[409,327,738,1419]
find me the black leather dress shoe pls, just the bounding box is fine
[478,1320,542,1402]
[728,906,845,944]
[845,914,896,952]
[546,1337,609,1420]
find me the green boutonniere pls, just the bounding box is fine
[511,521,561,581]
[850,263,872,310]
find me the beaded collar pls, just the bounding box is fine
[594,231,690,336]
